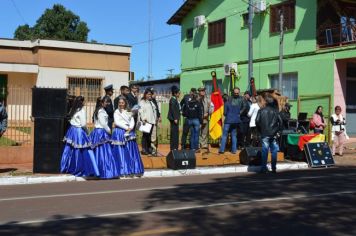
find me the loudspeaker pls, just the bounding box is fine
[286,144,305,161]
[239,147,262,165]
[33,143,63,173]
[304,142,335,168]
[34,118,65,144]
[32,88,68,118]
[166,150,196,170]
[33,118,65,173]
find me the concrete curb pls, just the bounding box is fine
[0,162,309,185]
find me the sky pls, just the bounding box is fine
[0,0,184,81]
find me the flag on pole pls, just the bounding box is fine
[209,71,224,140]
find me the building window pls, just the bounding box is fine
[186,28,193,40]
[208,19,226,46]
[270,0,296,33]
[242,13,249,28]
[203,79,223,95]
[269,73,298,100]
[68,77,103,102]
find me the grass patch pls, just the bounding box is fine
[14,127,31,134]
[0,137,18,146]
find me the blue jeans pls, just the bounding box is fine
[261,136,279,171]
[219,123,238,153]
[188,118,200,150]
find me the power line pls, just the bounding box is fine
[130,32,181,46]
[11,0,27,24]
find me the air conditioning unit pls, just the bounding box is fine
[194,15,206,28]
[224,63,238,76]
[254,0,267,13]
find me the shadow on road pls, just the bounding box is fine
[1,167,356,235]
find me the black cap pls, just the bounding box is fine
[171,85,180,93]
[190,88,197,93]
[104,84,113,91]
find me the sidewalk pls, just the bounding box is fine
[0,161,309,185]
[0,139,355,185]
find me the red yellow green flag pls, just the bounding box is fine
[209,90,224,140]
[298,134,325,150]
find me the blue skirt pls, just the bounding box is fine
[126,130,144,176]
[112,128,131,176]
[60,126,99,177]
[90,128,120,179]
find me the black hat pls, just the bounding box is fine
[144,88,153,94]
[285,103,292,108]
[171,85,180,94]
[198,86,206,91]
[149,87,155,93]
[104,84,113,91]
[190,88,197,93]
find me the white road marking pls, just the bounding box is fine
[5,190,356,226]
[1,172,355,202]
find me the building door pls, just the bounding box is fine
[0,74,7,104]
[346,79,356,135]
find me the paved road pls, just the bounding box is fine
[1,167,356,236]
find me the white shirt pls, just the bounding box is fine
[114,109,134,130]
[94,108,111,133]
[69,109,87,128]
[248,103,260,127]
[139,99,157,124]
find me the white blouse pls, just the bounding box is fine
[94,108,111,133]
[248,103,260,128]
[69,109,87,128]
[114,109,134,130]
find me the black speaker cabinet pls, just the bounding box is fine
[166,150,196,170]
[33,118,65,173]
[239,147,262,165]
[34,118,65,144]
[304,142,335,168]
[32,88,68,118]
[33,143,63,173]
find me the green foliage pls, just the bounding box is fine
[14,4,89,42]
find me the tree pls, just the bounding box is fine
[14,4,89,42]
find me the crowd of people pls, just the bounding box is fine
[0,82,351,176]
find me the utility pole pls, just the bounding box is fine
[148,0,153,81]
[248,0,254,83]
[167,69,174,78]
[278,9,284,94]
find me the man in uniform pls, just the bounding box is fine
[103,84,114,130]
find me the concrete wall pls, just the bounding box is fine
[36,67,129,90]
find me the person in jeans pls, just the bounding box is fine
[180,88,196,149]
[312,106,326,134]
[185,93,202,152]
[167,86,181,150]
[255,96,283,173]
[219,88,241,154]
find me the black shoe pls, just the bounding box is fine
[259,169,269,174]
[271,170,277,174]
[141,151,149,155]
[218,151,225,154]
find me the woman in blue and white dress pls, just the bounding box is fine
[113,96,144,176]
[90,96,120,179]
[60,96,99,177]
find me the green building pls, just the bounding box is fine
[168,0,356,134]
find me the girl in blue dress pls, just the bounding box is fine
[113,97,144,177]
[90,96,120,179]
[60,96,99,177]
